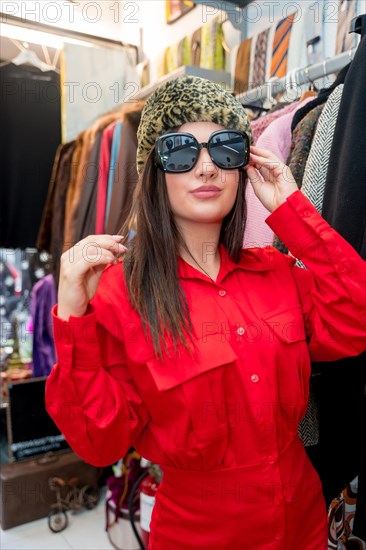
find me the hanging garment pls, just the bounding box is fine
[105,121,123,224]
[273,104,324,255]
[323,33,366,257]
[251,28,270,87]
[287,104,324,189]
[30,274,57,377]
[212,17,225,71]
[251,101,299,144]
[157,49,167,79]
[36,143,66,252]
[353,396,366,540]
[301,85,344,216]
[191,27,201,67]
[61,43,138,142]
[165,42,180,74]
[233,38,252,95]
[74,129,103,243]
[177,37,184,68]
[63,131,85,248]
[95,122,118,235]
[46,190,366,549]
[317,33,366,530]
[66,128,94,248]
[336,0,358,55]
[287,3,323,68]
[270,13,296,78]
[244,97,314,249]
[106,121,139,236]
[0,63,61,249]
[105,102,143,235]
[200,18,224,71]
[256,96,315,163]
[181,35,192,66]
[49,141,76,287]
[291,63,350,132]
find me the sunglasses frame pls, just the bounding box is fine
[155,129,250,173]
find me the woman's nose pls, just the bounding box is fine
[194,146,218,179]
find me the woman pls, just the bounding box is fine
[46,76,366,549]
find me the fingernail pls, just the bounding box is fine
[112,235,124,240]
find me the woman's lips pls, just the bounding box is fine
[190,186,222,199]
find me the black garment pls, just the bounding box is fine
[308,358,365,507]
[322,37,366,257]
[311,34,366,536]
[0,63,61,249]
[291,62,350,132]
[353,396,366,539]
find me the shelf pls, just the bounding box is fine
[136,66,232,99]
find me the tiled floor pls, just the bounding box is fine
[1,488,142,550]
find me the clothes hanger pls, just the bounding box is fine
[12,46,53,72]
[0,38,57,72]
[300,67,318,101]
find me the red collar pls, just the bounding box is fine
[178,244,275,285]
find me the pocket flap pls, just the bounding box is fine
[261,306,307,343]
[146,336,239,391]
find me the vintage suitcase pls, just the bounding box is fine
[0,450,101,530]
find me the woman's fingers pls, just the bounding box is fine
[248,152,289,181]
[62,235,127,264]
[250,145,280,160]
[246,156,274,182]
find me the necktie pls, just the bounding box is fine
[336,0,357,55]
[251,28,269,88]
[234,38,252,94]
[270,13,296,78]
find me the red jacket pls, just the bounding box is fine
[46,190,366,549]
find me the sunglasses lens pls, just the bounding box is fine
[159,134,199,172]
[209,132,248,169]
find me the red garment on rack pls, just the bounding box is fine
[95,121,117,234]
[46,191,366,549]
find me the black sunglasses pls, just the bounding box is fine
[155,129,250,173]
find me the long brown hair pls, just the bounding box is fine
[121,144,248,357]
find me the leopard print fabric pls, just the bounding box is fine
[136,76,253,175]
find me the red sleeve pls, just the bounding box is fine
[266,190,366,362]
[45,303,150,467]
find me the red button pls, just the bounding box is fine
[251,374,259,383]
[303,209,312,218]
[218,289,226,297]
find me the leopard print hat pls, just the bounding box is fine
[136,75,253,175]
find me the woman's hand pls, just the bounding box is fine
[244,146,299,213]
[57,234,127,321]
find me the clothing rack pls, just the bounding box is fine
[236,14,366,104]
[235,48,357,104]
[0,12,139,64]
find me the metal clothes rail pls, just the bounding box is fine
[235,48,357,104]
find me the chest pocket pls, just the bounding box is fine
[261,305,310,414]
[261,305,307,344]
[145,335,239,392]
[145,336,239,469]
